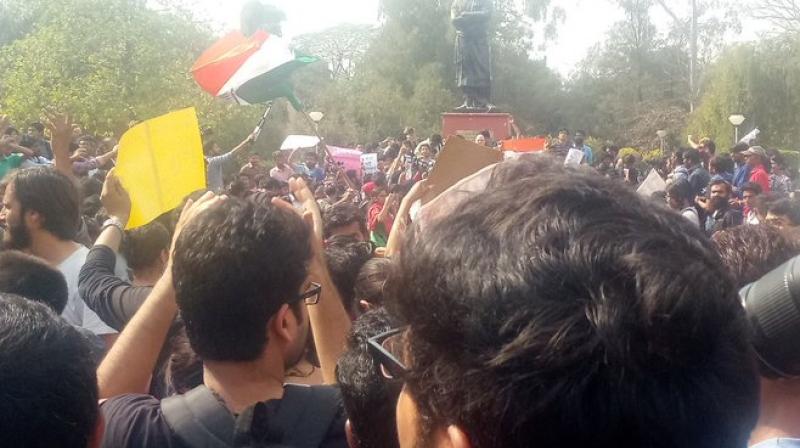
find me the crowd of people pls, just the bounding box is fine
[1,112,800,448]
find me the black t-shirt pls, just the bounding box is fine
[101,386,348,448]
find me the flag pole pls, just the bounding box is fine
[251,101,274,143]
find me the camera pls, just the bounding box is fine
[740,255,800,378]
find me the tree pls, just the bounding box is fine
[752,0,800,33]
[292,24,377,80]
[688,38,800,150]
[0,0,276,150]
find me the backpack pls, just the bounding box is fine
[161,384,342,448]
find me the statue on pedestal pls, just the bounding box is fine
[451,0,495,112]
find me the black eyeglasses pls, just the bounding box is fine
[295,282,322,305]
[367,327,409,380]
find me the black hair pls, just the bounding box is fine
[767,198,800,226]
[28,122,45,133]
[123,221,171,273]
[666,178,694,204]
[712,225,800,288]
[558,128,569,134]
[480,130,491,139]
[3,126,19,136]
[0,251,68,313]
[203,140,217,155]
[731,142,749,154]
[741,182,763,195]
[709,178,733,195]
[335,308,401,448]
[387,157,759,448]
[324,235,374,315]
[0,295,98,448]
[709,154,734,174]
[704,139,717,155]
[10,168,80,241]
[172,198,312,362]
[684,148,702,164]
[323,203,366,240]
[354,258,392,310]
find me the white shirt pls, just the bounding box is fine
[58,246,117,336]
[681,207,701,228]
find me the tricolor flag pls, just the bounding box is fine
[192,30,316,108]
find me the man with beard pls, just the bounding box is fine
[697,179,743,235]
[0,168,116,343]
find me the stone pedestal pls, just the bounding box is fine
[441,112,513,141]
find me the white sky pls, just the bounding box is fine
[191,0,768,77]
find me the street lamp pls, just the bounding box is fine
[729,114,746,143]
[308,111,325,135]
[656,130,667,152]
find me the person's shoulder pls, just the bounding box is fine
[101,394,178,448]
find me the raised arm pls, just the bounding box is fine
[97,192,224,398]
[229,131,256,157]
[44,111,77,181]
[273,178,351,384]
[385,180,431,258]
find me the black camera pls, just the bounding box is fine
[740,255,800,378]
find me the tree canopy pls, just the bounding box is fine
[0,0,797,154]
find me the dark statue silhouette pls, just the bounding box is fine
[451,0,495,112]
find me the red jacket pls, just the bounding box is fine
[749,164,771,194]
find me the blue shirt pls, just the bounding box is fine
[582,145,594,165]
[733,163,751,189]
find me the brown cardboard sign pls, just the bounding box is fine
[422,137,503,204]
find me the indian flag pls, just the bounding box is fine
[192,30,316,106]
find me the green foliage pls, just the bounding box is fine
[618,147,642,161]
[0,0,279,151]
[688,38,800,150]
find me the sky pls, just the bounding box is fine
[192,0,768,77]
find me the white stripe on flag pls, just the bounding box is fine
[217,36,296,97]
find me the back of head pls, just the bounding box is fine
[768,198,800,226]
[172,198,311,362]
[10,167,80,241]
[0,294,98,448]
[685,148,702,165]
[388,157,759,448]
[354,258,392,310]
[123,221,171,272]
[336,308,400,448]
[666,178,694,204]
[712,225,800,288]
[0,251,68,313]
[324,235,374,315]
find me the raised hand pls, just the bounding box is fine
[101,169,132,226]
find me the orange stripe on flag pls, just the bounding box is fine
[192,30,269,96]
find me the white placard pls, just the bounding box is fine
[360,153,379,175]
[280,135,320,150]
[565,148,585,167]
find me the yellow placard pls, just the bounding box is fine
[116,108,206,229]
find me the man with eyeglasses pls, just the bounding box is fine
[97,188,350,448]
[372,157,759,448]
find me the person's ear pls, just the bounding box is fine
[345,419,359,448]
[88,410,105,448]
[24,209,42,231]
[268,304,296,345]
